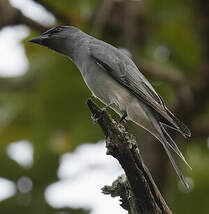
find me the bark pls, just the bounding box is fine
[87,99,172,214]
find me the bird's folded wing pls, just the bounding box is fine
[89,43,191,137]
[90,44,177,124]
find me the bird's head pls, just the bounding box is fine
[28,26,81,57]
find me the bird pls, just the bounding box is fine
[28,26,191,187]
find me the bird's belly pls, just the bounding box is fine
[80,61,156,134]
[82,62,131,109]
[126,98,156,134]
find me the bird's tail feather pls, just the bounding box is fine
[146,110,190,188]
[162,140,189,189]
[160,124,192,170]
[165,108,191,138]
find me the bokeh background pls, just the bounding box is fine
[0,0,209,213]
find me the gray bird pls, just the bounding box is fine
[29,26,191,187]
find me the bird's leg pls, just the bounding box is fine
[117,112,128,131]
[101,102,114,111]
[119,112,127,123]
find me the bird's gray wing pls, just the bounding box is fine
[89,42,191,186]
[89,42,190,137]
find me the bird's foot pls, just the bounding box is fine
[101,102,113,111]
[91,114,101,124]
[117,112,128,130]
[91,102,114,124]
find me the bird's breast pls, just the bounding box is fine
[80,60,132,112]
[78,59,154,133]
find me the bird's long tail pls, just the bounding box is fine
[146,110,191,188]
[160,124,190,188]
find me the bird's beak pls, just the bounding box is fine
[28,35,48,45]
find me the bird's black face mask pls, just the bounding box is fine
[28,26,70,56]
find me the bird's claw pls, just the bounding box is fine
[91,114,101,124]
[101,107,107,111]
[101,102,113,111]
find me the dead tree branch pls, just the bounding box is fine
[87,99,172,214]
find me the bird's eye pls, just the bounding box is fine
[54,26,62,32]
[50,26,63,34]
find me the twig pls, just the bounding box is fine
[87,99,172,214]
[0,0,48,32]
[91,0,114,37]
[123,0,142,49]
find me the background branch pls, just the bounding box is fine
[91,0,114,37]
[0,0,48,31]
[32,0,70,24]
